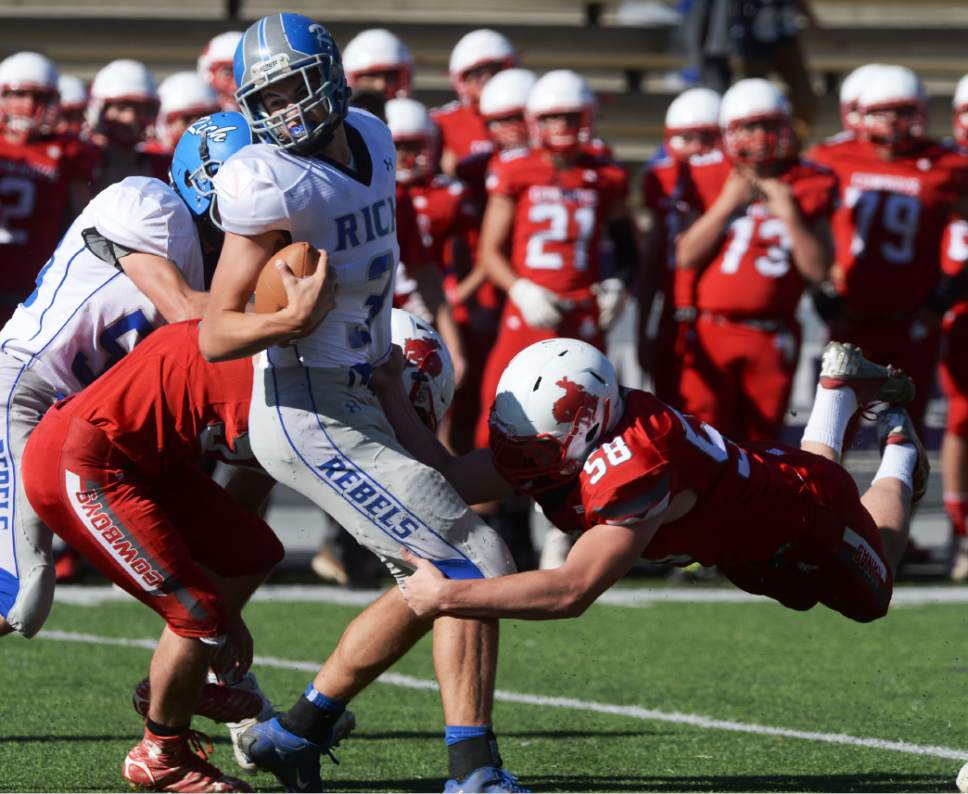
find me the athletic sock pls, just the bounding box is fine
[445,725,502,780]
[145,718,189,737]
[945,493,968,538]
[872,442,917,491]
[280,684,346,746]
[801,384,859,456]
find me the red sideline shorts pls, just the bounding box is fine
[940,307,968,438]
[23,409,283,639]
[721,446,893,623]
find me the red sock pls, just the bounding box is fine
[945,494,968,538]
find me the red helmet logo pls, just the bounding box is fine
[552,376,598,425]
[404,336,442,377]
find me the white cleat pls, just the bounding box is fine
[956,760,968,793]
[819,341,914,406]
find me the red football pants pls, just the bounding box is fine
[475,299,604,448]
[940,308,968,437]
[679,315,800,441]
[23,410,284,639]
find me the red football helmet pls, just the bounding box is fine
[664,87,721,161]
[720,78,795,166]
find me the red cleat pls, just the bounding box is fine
[133,678,262,725]
[122,728,251,792]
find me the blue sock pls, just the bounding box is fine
[445,724,491,746]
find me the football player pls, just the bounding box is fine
[87,58,167,190]
[676,78,835,441]
[432,28,516,176]
[0,52,99,324]
[343,28,413,101]
[385,339,923,631]
[197,31,243,111]
[0,113,250,642]
[200,14,523,793]
[54,73,89,138]
[474,69,634,450]
[150,71,221,154]
[806,65,968,432]
[637,87,721,407]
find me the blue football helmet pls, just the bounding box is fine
[169,110,253,223]
[234,13,349,153]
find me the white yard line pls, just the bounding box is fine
[37,628,968,762]
[52,583,968,608]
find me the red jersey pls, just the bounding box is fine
[640,151,710,308]
[690,157,837,318]
[941,216,968,324]
[409,174,478,272]
[535,389,830,568]
[393,185,431,304]
[432,101,493,162]
[0,133,99,300]
[807,136,968,315]
[51,320,254,476]
[486,146,628,295]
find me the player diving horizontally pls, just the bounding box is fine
[388,339,924,626]
[199,13,523,793]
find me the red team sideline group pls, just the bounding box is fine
[0,10,964,794]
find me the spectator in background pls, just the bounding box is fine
[0,52,97,324]
[55,74,88,138]
[197,31,243,111]
[87,59,166,190]
[683,0,817,135]
[433,29,516,176]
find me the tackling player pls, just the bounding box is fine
[676,78,835,440]
[433,28,516,176]
[0,113,249,640]
[0,52,98,324]
[475,69,634,450]
[200,14,523,792]
[806,65,968,432]
[637,87,721,408]
[387,338,923,630]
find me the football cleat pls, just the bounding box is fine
[122,727,251,792]
[132,676,263,725]
[237,717,327,793]
[957,760,968,793]
[877,407,929,503]
[818,342,914,407]
[444,767,529,793]
[951,538,968,582]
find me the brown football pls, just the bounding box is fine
[254,242,320,314]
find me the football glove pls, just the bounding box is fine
[509,278,564,328]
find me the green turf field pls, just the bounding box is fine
[2,587,968,792]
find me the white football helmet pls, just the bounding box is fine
[87,59,159,141]
[343,29,413,100]
[480,67,536,150]
[197,31,243,106]
[0,52,59,137]
[664,87,721,160]
[449,29,516,104]
[720,78,794,165]
[488,338,621,492]
[157,71,220,149]
[391,308,455,432]
[857,65,926,152]
[526,69,595,153]
[57,74,87,111]
[386,97,437,183]
[839,63,886,133]
[954,74,968,145]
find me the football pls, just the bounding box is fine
[253,242,321,314]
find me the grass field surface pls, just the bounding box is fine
[3,585,967,792]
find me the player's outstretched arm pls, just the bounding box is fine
[371,348,511,504]
[199,231,335,361]
[121,253,208,323]
[401,518,659,620]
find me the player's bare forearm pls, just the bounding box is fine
[676,198,735,270]
[455,263,489,304]
[199,306,305,361]
[787,216,832,284]
[478,194,518,291]
[121,253,208,323]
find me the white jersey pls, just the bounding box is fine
[214,108,399,369]
[0,177,204,395]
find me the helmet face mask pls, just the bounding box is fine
[100,98,158,147]
[394,137,433,183]
[534,111,587,154]
[666,128,719,160]
[663,87,721,161]
[486,111,529,150]
[861,102,925,154]
[350,68,409,102]
[724,115,794,166]
[2,87,58,139]
[235,14,349,154]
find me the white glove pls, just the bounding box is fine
[592,278,628,331]
[509,278,563,328]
